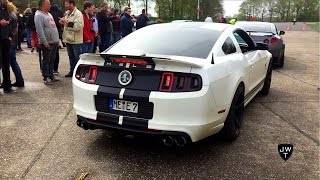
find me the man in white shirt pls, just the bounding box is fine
[205,16,213,23]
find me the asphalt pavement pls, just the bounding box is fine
[0,30,319,180]
[274,22,313,31]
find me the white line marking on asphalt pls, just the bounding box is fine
[119,88,125,99]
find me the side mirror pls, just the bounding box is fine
[279,31,285,35]
[256,43,268,50]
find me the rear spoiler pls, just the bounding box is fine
[80,53,104,61]
[246,31,275,36]
[100,53,205,68]
[152,57,205,68]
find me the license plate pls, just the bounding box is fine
[109,99,138,113]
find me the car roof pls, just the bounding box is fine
[236,21,274,26]
[171,20,193,22]
[149,22,232,32]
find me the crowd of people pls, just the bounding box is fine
[0,0,151,92]
[205,15,255,25]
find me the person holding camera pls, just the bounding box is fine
[59,0,84,78]
[82,1,95,54]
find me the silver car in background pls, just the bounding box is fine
[236,21,286,68]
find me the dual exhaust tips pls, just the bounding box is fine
[162,136,188,147]
[77,119,188,146]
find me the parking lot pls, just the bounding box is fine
[0,30,319,180]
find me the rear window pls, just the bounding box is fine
[238,24,272,33]
[106,26,221,59]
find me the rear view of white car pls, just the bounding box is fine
[73,23,272,146]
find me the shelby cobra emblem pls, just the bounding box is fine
[118,70,133,86]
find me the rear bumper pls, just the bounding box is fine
[77,115,193,143]
[268,45,284,64]
[73,78,227,142]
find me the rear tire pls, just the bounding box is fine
[278,50,285,68]
[260,59,273,96]
[219,84,245,141]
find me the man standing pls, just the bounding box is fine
[229,18,237,25]
[136,9,149,30]
[60,0,84,77]
[8,2,24,87]
[204,15,213,23]
[35,0,60,85]
[24,8,33,48]
[120,7,135,38]
[97,3,115,52]
[82,1,95,53]
[0,0,14,93]
[92,7,99,53]
[218,15,226,23]
[50,3,64,75]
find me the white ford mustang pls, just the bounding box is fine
[73,22,272,146]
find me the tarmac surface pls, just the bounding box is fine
[0,30,319,180]
[274,22,314,31]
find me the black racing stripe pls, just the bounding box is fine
[97,86,121,99]
[245,79,265,100]
[122,117,149,128]
[97,112,119,125]
[123,89,151,102]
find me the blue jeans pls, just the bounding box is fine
[66,43,82,72]
[41,43,58,79]
[82,42,94,54]
[26,28,32,48]
[10,44,24,83]
[99,32,111,53]
[111,32,121,45]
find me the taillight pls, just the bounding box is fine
[113,58,148,65]
[271,38,278,45]
[75,65,98,84]
[263,39,270,44]
[159,72,174,92]
[159,72,202,92]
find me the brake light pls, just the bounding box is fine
[113,58,148,65]
[75,65,98,84]
[159,72,202,92]
[263,39,270,44]
[271,38,278,45]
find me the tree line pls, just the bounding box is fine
[238,0,319,22]
[12,0,224,22]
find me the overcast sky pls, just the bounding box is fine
[223,0,244,17]
[130,0,244,18]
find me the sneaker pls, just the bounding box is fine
[12,82,25,87]
[44,78,53,85]
[65,71,73,78]
[50,77,61,82]
[53,71,59,75]
[31,48,34,53]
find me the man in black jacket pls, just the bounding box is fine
[120,7,135,38]
[136,9,149,30]
[97,3,116,52]
[50,3,64,74]
[0,0,14,93]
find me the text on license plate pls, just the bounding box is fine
[109,99,138,113]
